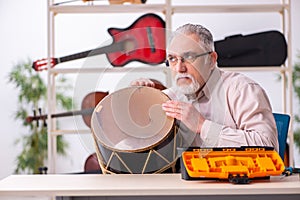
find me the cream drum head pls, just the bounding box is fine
[91,86,174,152]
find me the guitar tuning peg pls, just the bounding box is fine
[43,120,47,127]
[33,109,39,127]
[38,109,43,127]
[38,108,47,127]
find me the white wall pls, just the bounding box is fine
[0,0,299,179]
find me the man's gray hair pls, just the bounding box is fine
[171,24,215,52]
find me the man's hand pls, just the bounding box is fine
[130,78,167,90]
[162,100,205,133]
[130,78,155,87]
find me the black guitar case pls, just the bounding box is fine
[215,30,287,67]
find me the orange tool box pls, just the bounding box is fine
[179,146,285,184]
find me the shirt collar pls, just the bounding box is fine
[200,67,222,100]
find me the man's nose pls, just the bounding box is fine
[175,59,187,72]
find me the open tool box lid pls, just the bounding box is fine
[178,146,285,184]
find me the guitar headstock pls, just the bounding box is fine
[32,58,58,71]
[26,108,47,127]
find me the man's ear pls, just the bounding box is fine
[210,51,218,65]
[165,59,169,67]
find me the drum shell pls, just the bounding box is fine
[93,125,180,174]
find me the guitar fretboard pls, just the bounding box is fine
[59,40,128,63]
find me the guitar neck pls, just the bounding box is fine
[27,108,95,123]
[51,108,94,118]
[58,40,127,64]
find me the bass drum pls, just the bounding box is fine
[91,86,181,174]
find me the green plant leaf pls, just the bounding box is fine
[8,59,73,174]
[292,51,300,153]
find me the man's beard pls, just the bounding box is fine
[175,73,200,95]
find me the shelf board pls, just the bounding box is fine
[49,3,288,14]
[48,66,288,74]
[49,4,166,14]
[50,129,91,136]
[172,4,288,14]
[221,66,289,72]
[49,66,170,74]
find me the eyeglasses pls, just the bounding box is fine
[166,51,212,66]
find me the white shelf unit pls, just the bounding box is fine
[46,0,293,173]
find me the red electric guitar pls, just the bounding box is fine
[32,13,166,71]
